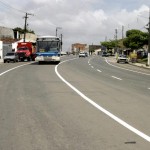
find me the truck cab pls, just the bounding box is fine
[16,42,36,61]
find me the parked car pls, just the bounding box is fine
[117,55,129,63]
[79,52,86,58]
[101,52,109,57]
[4,52,19,63]
[85,52,88,57]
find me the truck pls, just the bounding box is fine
[16,42,36,61]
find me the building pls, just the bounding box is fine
[89,45,101,55]
[0,26,37,61]
[72,43,87,54]
[0,26,14,39]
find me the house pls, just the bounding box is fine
[0,26,37,61]
[72,43,87,54]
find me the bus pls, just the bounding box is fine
[35,35,61,64]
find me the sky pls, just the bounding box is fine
[0,0,150,51]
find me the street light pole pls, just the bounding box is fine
[56,27,62,37]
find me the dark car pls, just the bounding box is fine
[4,52,19,63]
[101,52,109,57]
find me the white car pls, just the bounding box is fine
[117,55,129,63]
[79,52,86,58]
[4,52,19,63]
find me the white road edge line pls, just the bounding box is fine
[105,58,150,76]
[55,58,150,142]
[112,76,122,80]
[0,63,30,77]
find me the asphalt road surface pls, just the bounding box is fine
[0,56,150,150]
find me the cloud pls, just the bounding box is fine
[0,0,150,51]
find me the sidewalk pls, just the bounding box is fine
[107,56,150,69]
[129,62,150,69]
[0,59,3,64]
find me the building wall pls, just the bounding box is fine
[0,26,14,39]
[72,43,87,54]
[89,45,101,52]
[20,33,37,42]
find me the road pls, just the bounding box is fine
[0,56,150,150]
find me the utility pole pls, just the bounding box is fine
[60,34,63,51]
[115,29,118,53]
[122,25,124,39]
[23,12,34,42]
[148,7,150,66]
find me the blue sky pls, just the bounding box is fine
[0,0,150,51]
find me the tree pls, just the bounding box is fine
[13,27,35,34]
[123,29,148,49]
[101,40,116,49]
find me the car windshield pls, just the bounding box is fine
[17,47,28,51]
[6,53,15,56]
[120,55,127,57]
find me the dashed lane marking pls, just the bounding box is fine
[97,69,102,72]
[112,76,122,80]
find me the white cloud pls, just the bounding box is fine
[0,0,150,51]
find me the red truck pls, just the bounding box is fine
[16,42,36,61]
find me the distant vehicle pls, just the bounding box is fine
[79,52,86,57]
[4,52,19,63]
[85,52,88,57]
[35,35,61,64]
[101,52,109,57]
[117,55,129,63]
[16,42,36,61]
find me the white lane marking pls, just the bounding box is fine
[105,58,150,76]
[112,76,122,80]
[91,66,94,68]
[97,69,102,72]
[0,63,30,77]
[148,88,150,90]
[55,58,150,142]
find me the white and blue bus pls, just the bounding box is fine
[35,36,61,64]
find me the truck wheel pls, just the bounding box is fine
[27,57,31,61]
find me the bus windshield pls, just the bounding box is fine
[37,41,60,52]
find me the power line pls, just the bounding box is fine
[0,0,26,13]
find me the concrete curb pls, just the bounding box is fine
[107,56,150,69]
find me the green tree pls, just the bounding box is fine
[13,27,35,34]
[101,40,116,49]
[123,29,148,49]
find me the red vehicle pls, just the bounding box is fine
[16,42,36,61]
